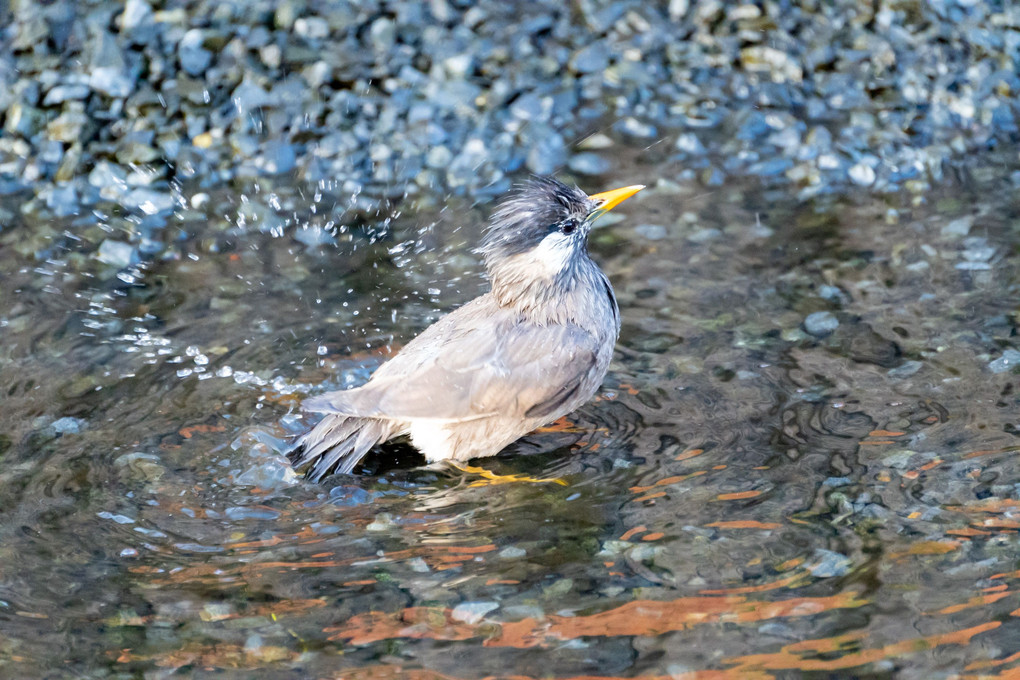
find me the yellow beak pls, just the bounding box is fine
[587,184,645,214]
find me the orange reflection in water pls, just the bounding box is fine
[327,592,867,647]
[322,665,755,680]
[722,621,999,673]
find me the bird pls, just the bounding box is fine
[288,176,644,482]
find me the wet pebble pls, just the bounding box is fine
[0,0,1017,264]
[941,216,973,238]
[120,0,153,31]
[526,133,566,175]
[97,240,140,268]
[120,187,174,215]
[635,224,667,241]
[960,238,996,262]
[848,162,876,187]
[988,349,1020,374]
[567,152,612,176]
[570,42,610,73]
[51,416,86,434]
[888,360,923,379]
[675,133,706,155]
[613,117,657,140]
[808,549,852,578]
[179,30,212,75]
[498,546,526,559]
[450,601,499,624]
[224,506,281,520]
[803,311,839,337]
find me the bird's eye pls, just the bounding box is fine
[560,220,577,235]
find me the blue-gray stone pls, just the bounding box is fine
[43,84,91,106]
[988,349,1020,374]
[848,162,876,186]
[294,224,337,247]
[509,93,549,122]
[52,416,86,434]
[675,133,706,155]
[749,158,793,176]
[614,117,658,139]
[89,161,128,189]
[120,0,153,31]
[450,601,499,624]
[571,42,610,73]
[90,67,135,98]
[369,17,396,50]
[941,216,973,237]
[97,240,140,268]
[44,183,78,216]
[121,188,175,215]
[526,132,566,175]
[635,224,668,240]
[808,549,851,578]
[224,506,281,520]
[888,360,923,379]
[804,311,839,336]
[259,141,296,174]
[567,152,611,176]
[179,30,212,76]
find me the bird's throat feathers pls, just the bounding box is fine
[488,247,611,325]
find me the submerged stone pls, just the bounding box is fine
[804,311,839,336]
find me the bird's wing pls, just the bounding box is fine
[304,299,600,423]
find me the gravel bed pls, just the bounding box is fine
[0,0,1018,248]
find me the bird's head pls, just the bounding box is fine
[479,176,643,305]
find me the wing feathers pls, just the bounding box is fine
[304,298,602,425]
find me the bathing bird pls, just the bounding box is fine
[288,176,643,481]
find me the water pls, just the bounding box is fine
[1,162,1019,677]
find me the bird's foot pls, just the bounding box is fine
[448,462,568,487]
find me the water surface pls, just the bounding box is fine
[1,162,1019,677]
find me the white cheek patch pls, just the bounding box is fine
[528,232,574,276]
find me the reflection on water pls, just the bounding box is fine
[2,163,1020,677]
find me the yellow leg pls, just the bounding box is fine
[448,462,568,487]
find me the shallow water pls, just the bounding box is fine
[2,160,1020,678]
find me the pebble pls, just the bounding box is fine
[179,30,212,76]
[97,240,140,268]
[450,601,499,624]
[43,183,78,216]
[614,117,658,139]
[0,0,1015,271]
[293,224,337,247]
[42,84,90,105]
[89,67,135,98]
[51,416,87,434]
[808,549,852,578]
[120,0,153,31]
[888,360,923,379]
[674,133,706,155]
[941,216,973,237]
[526,133,566,175]
[120,188,175,215]
[567,152,612,176]
[570,42,610,73]
[498,546,526,559]
[848,162,876,186]
[803,311,839,337]
[635,224,667,241]
[988,349,1020,374]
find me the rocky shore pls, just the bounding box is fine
[1,0,1018,242]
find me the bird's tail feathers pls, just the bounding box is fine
[287,415,394,481]
[302,393,351,413]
